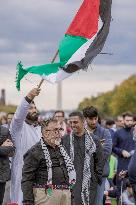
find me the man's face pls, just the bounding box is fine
[124,116,133,128]
[69,116,84,135]
[26,103,39,121]
[116,116,124,128]
[54,112,64,123]
[85,116,98,130]
[42,122,62,146]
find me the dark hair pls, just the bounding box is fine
[69,111,84,121]
[54,110,65,117]
[106,119,115,126]
[122,112,133,119]
[83,106,98,118]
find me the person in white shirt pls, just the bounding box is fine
[10,88,42,205]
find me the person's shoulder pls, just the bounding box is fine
[24,141,41,158]
[96,124,105,131]
[0,126,11,144]
[30,141,41,152]
[0,125,10,136]
[114,128,124,135]
[96,124,110,135]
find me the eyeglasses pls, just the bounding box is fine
[44,128,64,133]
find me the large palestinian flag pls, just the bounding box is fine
[16,0,112,90]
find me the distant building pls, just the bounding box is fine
[0,89,6,105]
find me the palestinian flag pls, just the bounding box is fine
[16,0,112,90]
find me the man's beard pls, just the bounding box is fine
[26,112,39,122]
[72,128,78,134]
[72,128,83,136]
[124,124,133,129]
[50,138,61,146]
[45,137,61,147]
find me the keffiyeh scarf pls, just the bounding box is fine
[70,129,96,205]
[40,138,76,186]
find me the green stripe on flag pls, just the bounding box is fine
[26,62,61,75]
[59,34,87,63]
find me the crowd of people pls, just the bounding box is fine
[0,87,136,205]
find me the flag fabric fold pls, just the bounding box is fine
[16,0,112,90]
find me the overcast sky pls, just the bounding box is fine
[0,0,136,110]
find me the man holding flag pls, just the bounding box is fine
[10,88,42,205]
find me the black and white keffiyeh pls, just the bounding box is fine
[40,138,76,186]
[70,129,96,205]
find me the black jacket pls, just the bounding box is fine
[22,141,69,205]
[62,133,104,205]
[0,126,15,182]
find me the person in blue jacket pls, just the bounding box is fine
[112,112,135,198]
[83,106,112,205]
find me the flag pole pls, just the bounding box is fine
[37,49,59,89]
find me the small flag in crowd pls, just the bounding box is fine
[16,0,112,90]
